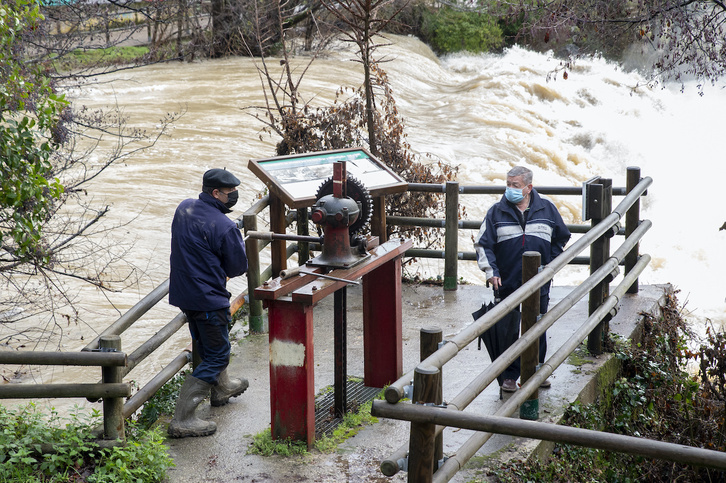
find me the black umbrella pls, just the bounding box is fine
[472,291,520,386]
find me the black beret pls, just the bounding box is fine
[203,168,240,188]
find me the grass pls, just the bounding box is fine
[51,46,150,71]
[314,398,379,453]
[247,387,383,456]
[247,429,310,457]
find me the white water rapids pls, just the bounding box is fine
[3,34,725,404]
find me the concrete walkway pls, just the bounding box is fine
[162,283,668,482]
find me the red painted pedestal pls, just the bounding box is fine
[363,256,403,388]
[256,238,411,447]
[267,300,315,447]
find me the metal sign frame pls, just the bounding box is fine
[248,147,408,209]
[582,176,601,221]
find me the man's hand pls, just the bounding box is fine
[487,276,501,291]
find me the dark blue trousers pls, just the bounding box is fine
[501,294,549,382]
[183,308,231,384]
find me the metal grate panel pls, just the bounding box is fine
[314,378,381,437]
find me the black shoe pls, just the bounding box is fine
[502,379,518,392]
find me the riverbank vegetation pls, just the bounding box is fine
[420,6,504,55]
[0,372,183,482]
[0,403,173,482]
[394,0,726,91]
[478,292,726,482]
[36,0,726,88]
[52,45,150,72]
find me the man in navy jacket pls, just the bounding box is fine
[474,166,570,393]
[168,168,249,438]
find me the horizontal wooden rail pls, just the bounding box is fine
[123,312,186,376]
[408,183,628,196]
[388,216,595,234]
[83,279,170,351]
[0,351,126,366]
[372,397,726,471]
[242,194,271,217]
[404,248,593,266]
[34,439,124,455]
[0,383,131,399]
[123,351,191,419]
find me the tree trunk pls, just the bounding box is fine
[363,0,377,155]
[176,0,183,58]
[211,0,232,57]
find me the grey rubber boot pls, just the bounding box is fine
[168,376,217,438]
[211,369,249,407]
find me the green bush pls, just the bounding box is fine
[0,403,173,482]
[86,427,172,483]
[421,7,504,55]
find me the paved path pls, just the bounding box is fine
[162,283,668,482]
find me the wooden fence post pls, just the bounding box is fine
[371,195,387,243]
[297,207,310,264]
[625,167,641,294]
[408,364,440,482]
[270,194,287,278]
[244,212,264,333]
[444,181,459,291]
[100,335,125,441]
[420,328,443,469]
[587,178,612,355]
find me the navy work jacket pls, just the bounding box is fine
[169,192,248,312]
[474,189,571,297]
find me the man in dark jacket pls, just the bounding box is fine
[474,166,570,393]
[168,168,249,438]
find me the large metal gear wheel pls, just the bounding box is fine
[314,175,373,235]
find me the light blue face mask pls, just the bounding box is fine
[505,187,524,203]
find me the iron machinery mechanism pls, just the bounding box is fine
[314,175,373,236]
[307,173,373,269]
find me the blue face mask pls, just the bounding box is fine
[505,187,524,204]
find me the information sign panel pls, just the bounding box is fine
[248,148,407,208]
